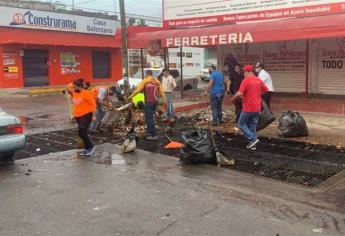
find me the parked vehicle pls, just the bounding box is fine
[116,68,198,94]
[0,108,26,164]
[200,69,211,81]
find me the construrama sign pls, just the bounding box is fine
[163,0,345,28]
[1,6,119,35]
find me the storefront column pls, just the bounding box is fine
[140,49,144,80]
[244,43,249,65]
[305,39,310,96]
[180,46,184,99]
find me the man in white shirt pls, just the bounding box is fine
[90,86,117,132]
[255,62,274,108]
[161,68,177,119]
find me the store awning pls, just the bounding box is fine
[0,27,122,48]
[127,14,345,49]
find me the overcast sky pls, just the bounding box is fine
[54,0,162,17]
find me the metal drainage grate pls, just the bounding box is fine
[15,128,345,188]
[137,130,345,188]
[14,129,122,160]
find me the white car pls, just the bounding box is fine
[0,108,26,164]
[116,68,198,94]
[200,69,211,81]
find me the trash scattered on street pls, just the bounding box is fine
[312,228,323,233]
[111,154,126,165]
[36,148,41,152]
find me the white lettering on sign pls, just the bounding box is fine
[166,32,253,47]
[163,0,345,28]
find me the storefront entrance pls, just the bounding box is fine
[23,49,49,87]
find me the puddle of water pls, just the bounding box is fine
[37,115,50,119]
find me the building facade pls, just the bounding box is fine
[0,5,122,88]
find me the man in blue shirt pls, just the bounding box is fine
[205,65,225,125]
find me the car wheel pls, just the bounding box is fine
[0,152,15,165]
[184,85,193,91]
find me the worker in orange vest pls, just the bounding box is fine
[64,78,84,121]
[90,85,117,132]
[71,79,96,156]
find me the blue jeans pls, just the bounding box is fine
[210,92,224,123]
[90,103,105,131]
[144,103,157,137]
[238,112,259,142]
[164,92,175,117]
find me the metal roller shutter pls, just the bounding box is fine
[263,40,307,93]
[317,38,345,95]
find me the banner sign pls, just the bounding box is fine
[0,6,119,35]
[60,52,81,74]
[163,0,345,28]
[2,51,19,80]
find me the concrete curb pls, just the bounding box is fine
[28,83,116,97]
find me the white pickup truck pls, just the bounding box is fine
[116,68,198,94]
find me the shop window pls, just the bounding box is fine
[92,51,111,79]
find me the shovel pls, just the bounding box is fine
[208,110,235,166]
[164,134,184,149]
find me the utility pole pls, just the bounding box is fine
[119,0,129,96]
[72,0,75,11]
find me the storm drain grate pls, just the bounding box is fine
[14,129,122,160]
[137,130,345,188]
[15,128,345,188]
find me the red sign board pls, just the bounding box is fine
[147,40,162,56]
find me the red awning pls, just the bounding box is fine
[128,14,345,49]
[0,27,122,48]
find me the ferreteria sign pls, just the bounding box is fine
[0,6,119,35]
[165,32,253,47]
[163,0,345,28]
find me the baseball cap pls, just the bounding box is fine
[243,65,253,72]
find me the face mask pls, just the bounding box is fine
[209,70,212,74]
[255,68,260,73]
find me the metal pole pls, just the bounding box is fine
[72,0,75,11]
[119,0,129,96]
[140,49,144,80]
[180,46,184,99]
[305,39,309,97]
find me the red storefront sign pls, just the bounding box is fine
[163,0,345,28]
[127,13,345,49]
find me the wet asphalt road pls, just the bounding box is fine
[1,144,345,236]
[1,95,345,235]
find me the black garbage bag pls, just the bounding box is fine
[180,130,216,164]
[257,101,276,131]
[278,111,309,138]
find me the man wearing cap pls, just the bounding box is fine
[255,62,274,108]
[230,65,269,150]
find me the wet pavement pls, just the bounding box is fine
[2,93,345,235]
[1,144,345,236]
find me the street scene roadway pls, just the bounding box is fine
[2,0,345,235]
[1,92,345,236]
